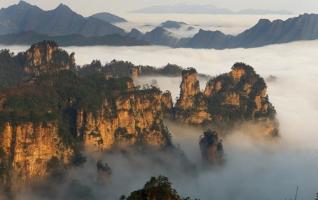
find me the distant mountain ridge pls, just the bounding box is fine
[0,2,317,49]
[0,31,148,46]
[188,13,318,49]
[127,13,318,49]
[0,1,125,36]
[90,12,127,23]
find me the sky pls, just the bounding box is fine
[0,0,318,16]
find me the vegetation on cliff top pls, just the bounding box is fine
[206,62,276,121]
[121,176,198,200]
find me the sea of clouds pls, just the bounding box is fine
[2,40,318,200]
[116,14,293,36]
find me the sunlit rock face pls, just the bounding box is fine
[161,91,173,115]
[0,88,173,190]
[174,68,212,124]
[199,130,224,164]
[78,88,172,151]
[173,63,278,136]
[0,88,173,191]
[0,69,173,191]
[22,41,75,76]
[0,122,73,189]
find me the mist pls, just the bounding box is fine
[116,14,293,35]
[2,40,318,199]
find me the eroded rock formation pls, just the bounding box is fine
[199,130,224,164]
[0,122,73,189]
[22,41,75,76]
[0,42,175,190]
[173,63,278,137]
[96,160,112,185]
[77,86,172,151]
[174,68,212,124]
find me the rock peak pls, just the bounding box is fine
[17,0,34,9]
[23,40,75,76]
[55,3,72,12]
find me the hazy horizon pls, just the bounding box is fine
[0,0,317,17]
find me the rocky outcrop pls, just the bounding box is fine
[174,68,212,124]
[77,88,171,151]
[199,130,224,164]
[22,41,75,76]
[0,70,173,190]
[161,91,173,115]
[0,122,73,189]
[173,63,278,136]
[96,160,112,185]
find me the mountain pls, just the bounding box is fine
[0,1,125,36]
[186,13,318,49]
[160,20,187,29]
[128,28,144,40]
[90,12,127,23]
[132,3,292,15]
[230,13,318,48]
[0,2,315,49]
[0,31,148,46]
[186,29,233,49]
[143,27,180,46]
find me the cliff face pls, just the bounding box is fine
[22,41,75,76]
[173,63,278,136]
[77,88,172,151]
[0,79,173,188]
[174,68,212,124]
[0,88,172,190]
[161,91,173,115]
[0,122,73,189]
[0,40,175,189]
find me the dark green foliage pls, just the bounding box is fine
[96,160,112,174]
[140,63,184,76]
[79,60,186,78]
[206,62,276,121]
[199,130,224,163]
[0,67,132,145]
[0,32,148,46]
[124,176,183,200]
[0,49,29,90]
[182,67,197,76]
[232,62,256,76]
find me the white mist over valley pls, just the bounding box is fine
[116,14,294,36]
